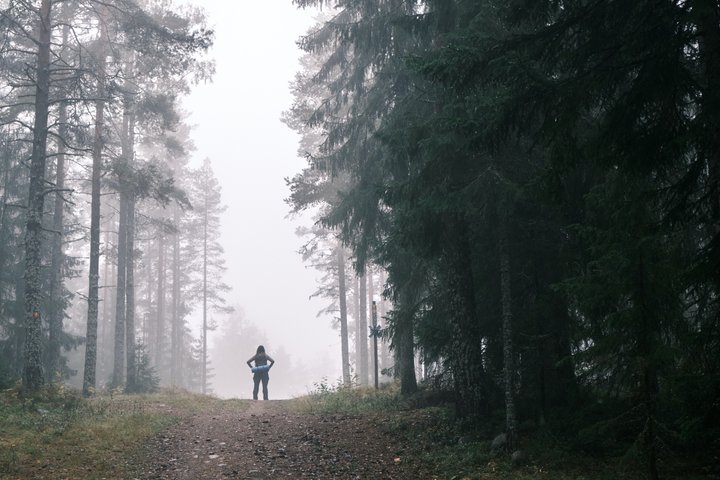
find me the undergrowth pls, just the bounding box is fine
[292,382,712,480]
[290,378,410,414]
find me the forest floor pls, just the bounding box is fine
[2,387,715,479]
[133,398,435,479]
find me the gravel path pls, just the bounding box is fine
[137,400,433,479]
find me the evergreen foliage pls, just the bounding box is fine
[286,0,720,474]
[127,342,160,394]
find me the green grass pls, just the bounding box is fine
[289,379,410,415]
[0,385,249,479]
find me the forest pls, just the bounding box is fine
[1,0,719,479]
[0,0,229,396]
[283,1,720,479]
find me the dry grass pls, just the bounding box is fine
[0,386,249,479]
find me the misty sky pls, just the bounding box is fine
[180,1,342,396]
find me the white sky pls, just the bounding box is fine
[180,1,342,393]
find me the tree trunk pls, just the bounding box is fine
[22,0,53,395]
[636,255,659,480]
[125,193,136,391]
[123,83,137,392]
[368,265,376,386]
[337,243,350,386]
[171,204,181,387]
[83,7,107,396]
[359,272,368,385]
[47,91,68,384]
[396,300,417,395]
[499,209,517,451]
[354,275,360,374]
[445,220,488,418]
[155,230,166,377]
[113,192,128,387]
[202,194,208,394]
[144,238,152,347]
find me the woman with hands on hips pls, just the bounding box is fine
[247,345,275,400]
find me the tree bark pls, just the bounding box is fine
[368,265,377,386]
[83,7,107,396]
[155,230,166,376]
[396,299,417,395]
[171,204,181,387]
[47,91,68,384]
[635,255,659,480]
[22,0,53,395]
[113,191,128,387]
[499,209,517,451]
[337,243,350,386]
[354,275,360,374]
[125,193,136,391]
[359,271,368,385]
[99,226,113,379]
[202,191,209,394]
[123,81,137,392]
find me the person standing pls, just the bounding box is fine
[247,345,275,400]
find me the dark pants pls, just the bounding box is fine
[253,372,269,400]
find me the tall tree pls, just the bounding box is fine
[83,4,109,397]
[190,158,231,394]
[46,8,73,384]
[21,0,53,395]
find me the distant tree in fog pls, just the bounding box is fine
[189,158,232,394]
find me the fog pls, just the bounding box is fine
[180,2,340,398]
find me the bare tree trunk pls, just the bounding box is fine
[123,83,137,392]
[22,0,53,395]
[100,227,111,378]
[125,194,136,391]
[353,275,360,375]
[155,230,166,377]
[359,272,368,385]
[337,243,350,386]
[499,210,517,451]
[144,237,152,347]
[113,192,128,387]
[202,195,208,394]
[83,7,107,396]
[47,94,68,384]
[171,205,181,387]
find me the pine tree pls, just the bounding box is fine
[189,158,231,394]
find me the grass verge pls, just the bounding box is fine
[0,385,248,479]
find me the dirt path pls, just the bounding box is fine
[136,400,434,479]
